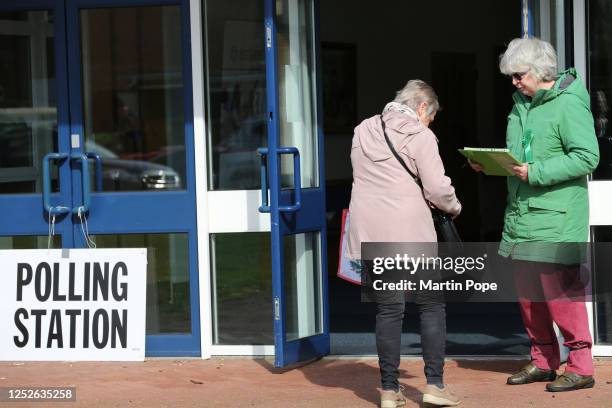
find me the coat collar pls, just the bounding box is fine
[511,68,579,109]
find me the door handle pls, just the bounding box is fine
[85,152,103,192]
[42,152,70,216]
[277,146,301,213]
[257,147,271,213]
[70,152,91,214]
[257,147,301,213]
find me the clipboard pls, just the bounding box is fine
[458,147,522,176]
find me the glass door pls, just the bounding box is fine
[529,0,612,356]
[0,2,72,251]
[203,0,274,356]
[584,0,612,356]
[263,0,329,368]
[64,0,199,356]
[0,0,200,357]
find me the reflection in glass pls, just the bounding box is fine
[0,11,58,194]
[0,235,60,249]
[211,233,272,345]
[204,0,267,190]
[284,232,322,341]
[593,226,612,345]
[81,6,186,192]
[589,0,612,179]
[94,233,191,334]
[276,0,318,189]
[0,12,29,22]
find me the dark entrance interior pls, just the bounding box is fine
[321,1,529,355]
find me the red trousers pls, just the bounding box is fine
[513,260,594,376]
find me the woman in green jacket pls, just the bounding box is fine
[471,38,599,392]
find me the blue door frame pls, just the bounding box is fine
[262,0,330,368]
[0,0,200,357]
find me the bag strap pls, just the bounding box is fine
[381,116,453,218]
[380,116,422,189]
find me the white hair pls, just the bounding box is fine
[393,79,440,116]
[499,38,558,81]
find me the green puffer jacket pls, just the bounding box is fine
[498,68,599,264]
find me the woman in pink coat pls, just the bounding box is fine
[347,80,462,407]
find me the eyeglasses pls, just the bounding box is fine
[511,71,528,81]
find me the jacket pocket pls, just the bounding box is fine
[527,197,567,240]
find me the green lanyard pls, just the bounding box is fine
[522,129,533,162]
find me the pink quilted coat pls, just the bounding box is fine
[346,110,462,260]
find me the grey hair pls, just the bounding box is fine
[499,38,558,81]
[393,79,440,116]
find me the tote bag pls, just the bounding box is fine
[336,209,362,284]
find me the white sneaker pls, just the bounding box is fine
[380,386,406,408]
[422,384,461,406]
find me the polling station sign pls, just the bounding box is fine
[0,249,147,361]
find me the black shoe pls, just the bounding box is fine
[507,362,557,385]
[546,372,595,392]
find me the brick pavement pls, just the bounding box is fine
[1,357,611,407]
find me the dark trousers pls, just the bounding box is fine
[376,293,446,391]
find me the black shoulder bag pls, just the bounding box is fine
[380,117,462,244]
